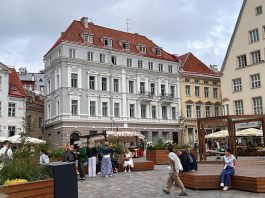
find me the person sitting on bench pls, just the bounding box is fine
[220,148,236,191]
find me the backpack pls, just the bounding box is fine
[0,148,10,163]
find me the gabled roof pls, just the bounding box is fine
[9,68,27,98]
[178,52,221,77]
[45,19,178,62]
[221,0,246,72]
[0,62,11,72]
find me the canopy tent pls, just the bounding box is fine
[90,131,145,142]
[236,128,262,137]
[205,130,228,139]
[0,136,9,142]
[8,135,46,144]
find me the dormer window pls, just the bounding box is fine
[155,48,162,56]
[84,34,93,43]
[103,38,112,47]
[138,45,147,53]
[123,42,130,50]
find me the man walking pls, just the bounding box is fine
[163,146,188,196]
[0,141,13,163]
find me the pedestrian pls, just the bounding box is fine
[0,141,13,163]
[87,141,98,177]
[40,149,49,164]
[123,147,134,173]
[111,152,118,173]
[65,143,76,162]
[176,150,190,172]
[163,146,188,196]
[77,143,87,180]
[220,148,236,191]
[101,142,113,177]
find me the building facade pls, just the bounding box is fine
[221,0,265,118]
[0,63,26,137]
[179,53,222,144]
[25,90,44,139]
[18,67,45,94]
[43,17,182,146]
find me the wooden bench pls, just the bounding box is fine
[117,158,154,172]
[179,162,265,193]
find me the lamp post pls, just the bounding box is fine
[179,115,185,145]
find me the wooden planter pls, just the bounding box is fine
[146,150,168,165]
[0,179,54,198]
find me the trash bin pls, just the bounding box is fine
[47,162,78,198]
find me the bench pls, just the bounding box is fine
[117,158,154,172]
[179,162,265,193]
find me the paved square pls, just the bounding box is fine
[78,165,264,198]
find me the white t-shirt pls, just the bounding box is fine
[0,147,13,159]
[168,152,183,173]
[223,154,236,168]
[40,154,50,164]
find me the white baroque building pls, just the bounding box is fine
[0,63,26,137]
[43,17,182,146]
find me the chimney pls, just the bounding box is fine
[210,64,218,71]
[81,17,88,28]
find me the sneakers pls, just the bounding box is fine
[179,191,188,196]
[220,183,224,187]
[162,189,170,194]
[223,186,229,191]
[128,169,131,173]
[124,170,127,173]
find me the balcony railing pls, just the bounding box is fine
[138,92,154,101]
[160,95,174,103]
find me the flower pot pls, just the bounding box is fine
[0,179,54,198]
[146,150,168,165]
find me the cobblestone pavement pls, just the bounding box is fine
[78,165,264,198]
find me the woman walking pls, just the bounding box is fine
[101,142,113,177]
[220,148,236,191]
[87,141,98,177]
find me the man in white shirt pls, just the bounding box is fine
[0,141,13,162]
[163,146,188,196]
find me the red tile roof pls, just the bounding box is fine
[178,52,221,77]
[46,19,178,62]
[9,68,26,98]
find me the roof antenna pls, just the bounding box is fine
[126,18,133,32]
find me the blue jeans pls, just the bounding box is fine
[220,166,235,186]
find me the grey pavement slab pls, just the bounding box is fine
[78,165,265,198]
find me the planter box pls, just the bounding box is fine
[0,179,54,198]
[146,150,168,165]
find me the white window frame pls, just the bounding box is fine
[87,51,94,62]
[252,96,263,115]
[232,78,242,92]
[84,34,93,43]
[71,100,78,115]
[103,38,112,47]
[185,85,191,97]
[114,103,120,117]
[101,77,108,91]
[213,88,218,99]
[113,79,119,92]
[129,81,134,94]
[152,106,156,119]
[168,65,173,73]
[234,100,244,115]
[138,60,143,69]
[102,102,108,117]
[250,50,261,64]
[89,76,96,90]
[195,86,200,97]
[196,105,201,118]
[172,107,176,120]
[249,29,259,43]
[186,105,192,118]
[141,104,146,118]
[100,53,106,63]
[69,48,76,58]
[71,73,78,88]
[250,73,261,89]
[139,45,147,53]
[237,54,247,68]
[256,6,263,16]
[162,106,167,119]
[127,58,132,67]
[111,56,117,65]
[158,63,163,72]
[205,106,211,117]
[90,101,96,116]
[148,62,153,70]
[129,104,135,117]
[204,87,209,98]
[8,102,16,117]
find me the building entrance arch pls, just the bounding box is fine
[70,131,80,145]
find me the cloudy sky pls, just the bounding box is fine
[0,0,243,72]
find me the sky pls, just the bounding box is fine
[0,0,243,73]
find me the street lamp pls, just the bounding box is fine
[179,115,186,145]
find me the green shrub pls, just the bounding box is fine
[0,158,52,185]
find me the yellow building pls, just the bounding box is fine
[179,53,222,145]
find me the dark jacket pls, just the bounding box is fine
[179,152,190,172]
[87,146,98,158]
